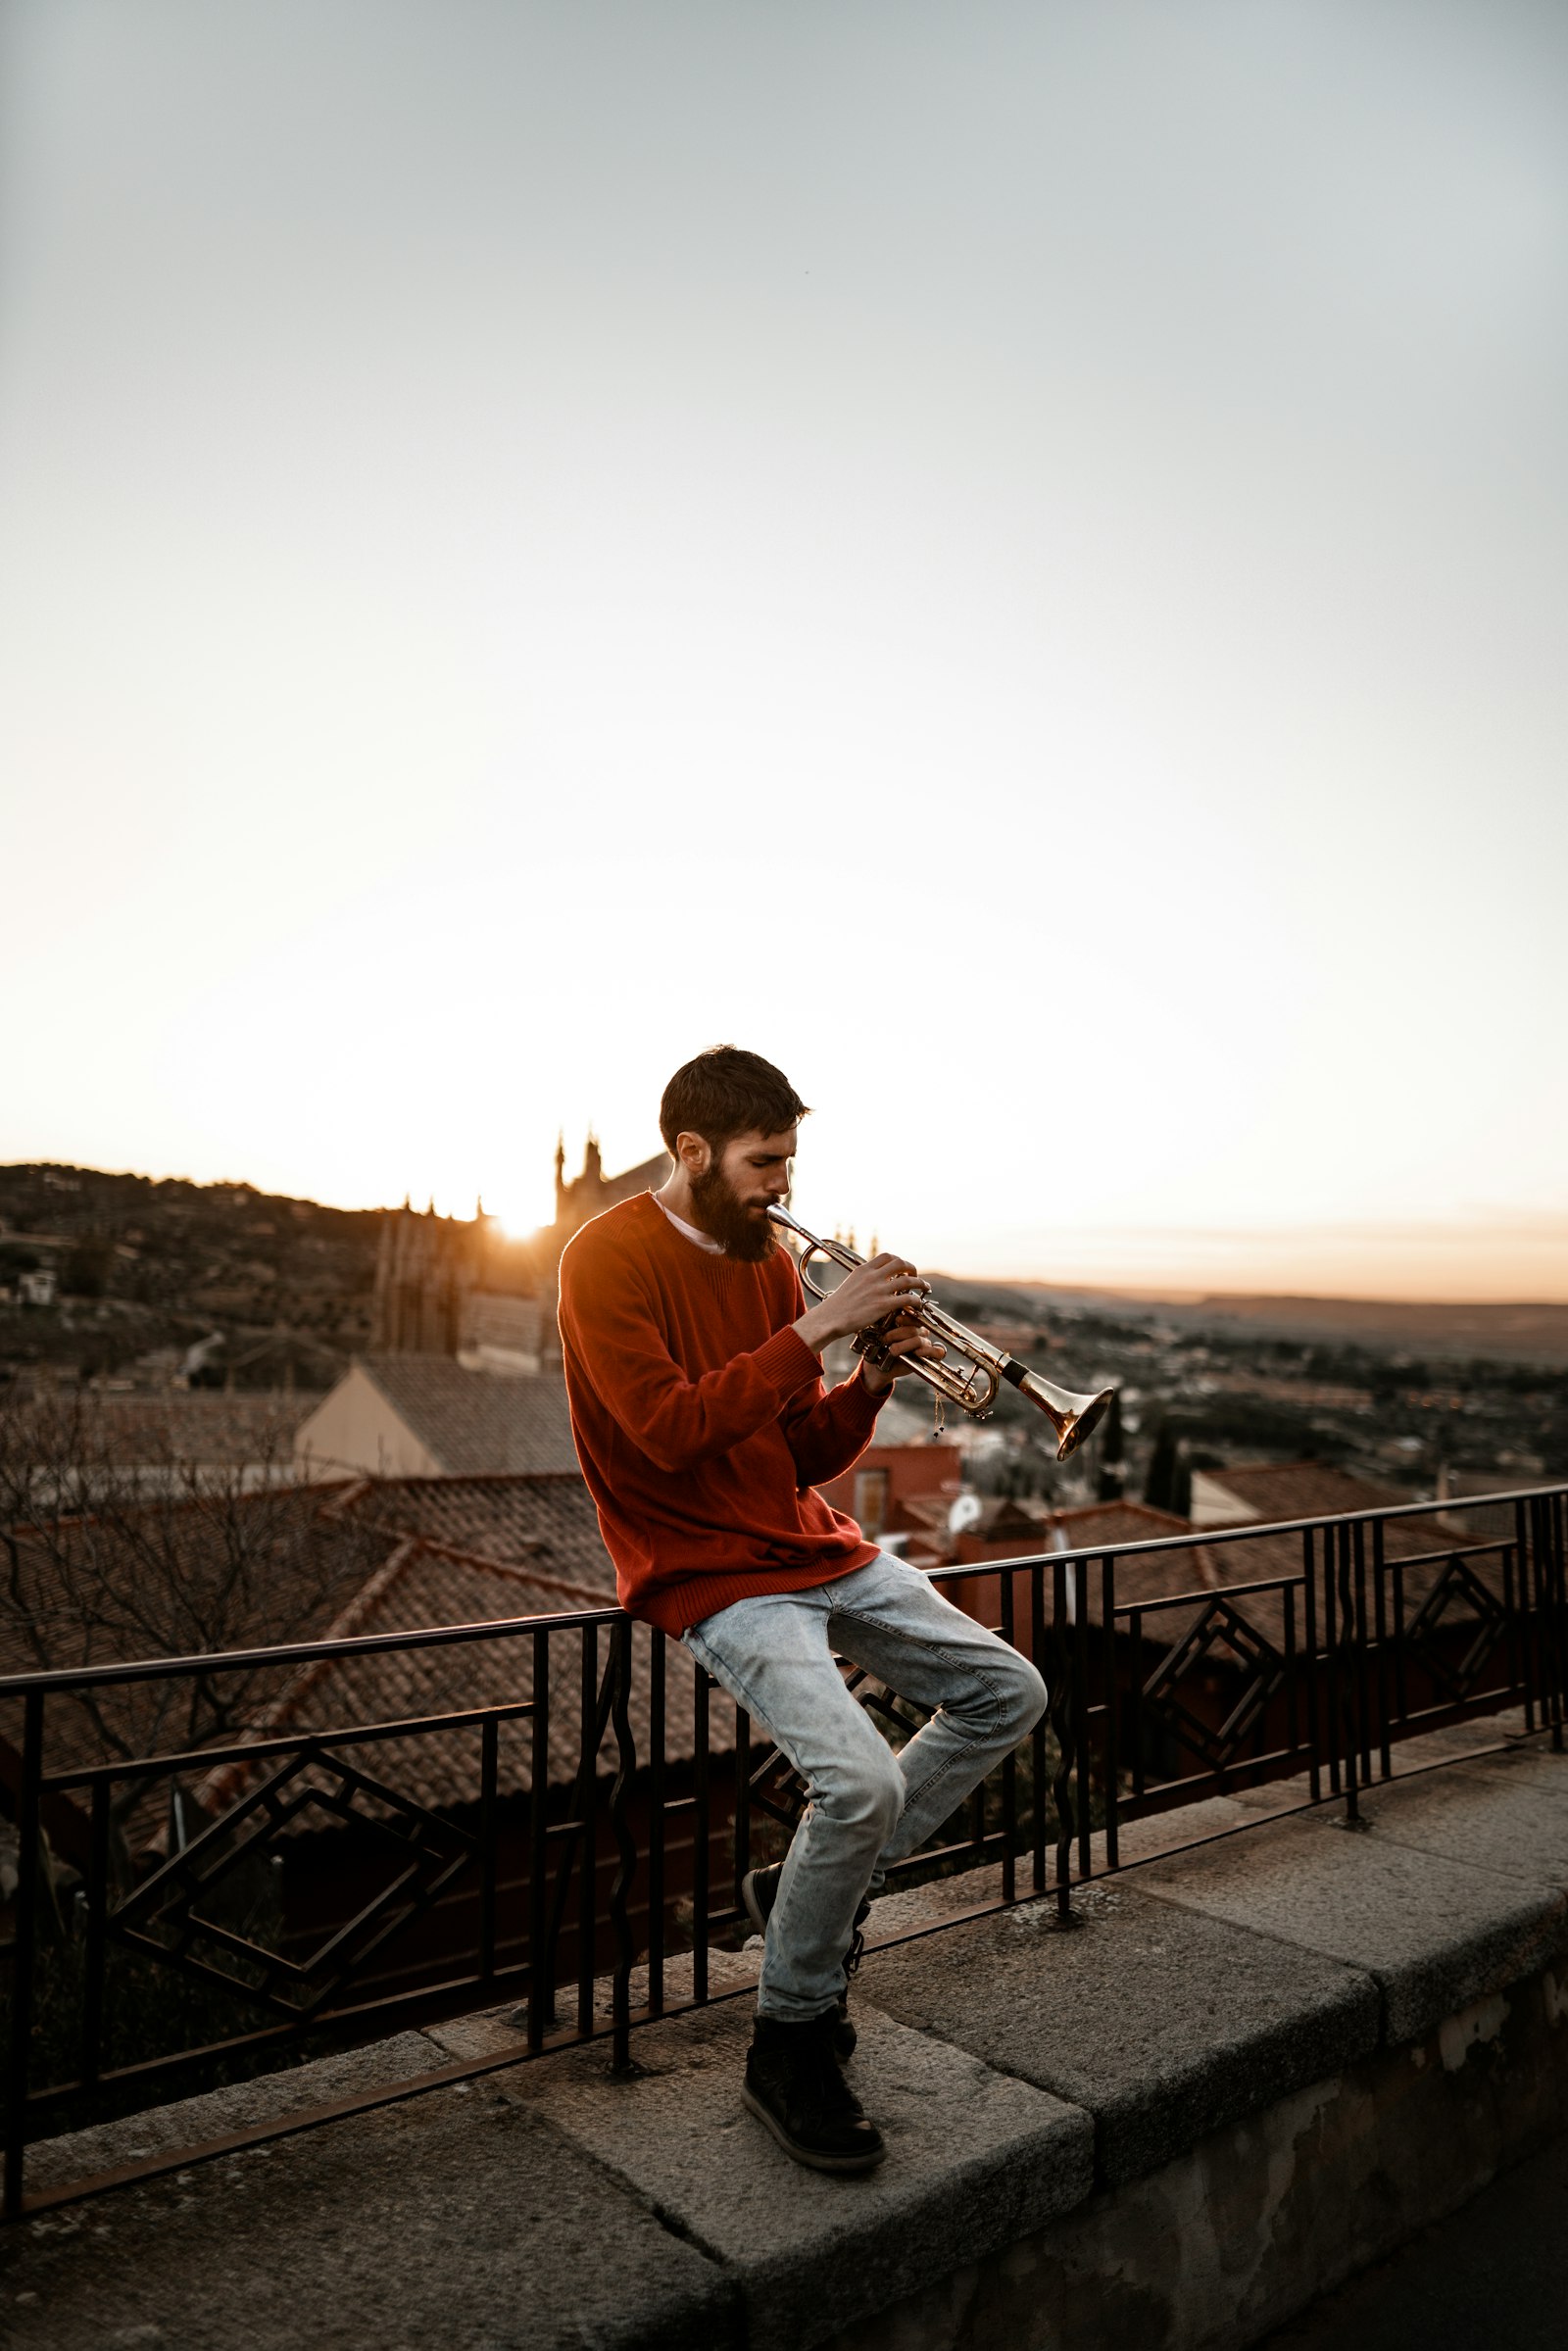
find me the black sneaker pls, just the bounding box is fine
[743,2014,886,2174]
[741,1864,868,2059]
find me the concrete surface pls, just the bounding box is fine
[1139,1805,1568,2041]
[1337,1753,1568,1886]
[501,1995,1093,2351]
[1257,2127,1568,2351]
[20,2032,451,2195]
[5,1731,1568,2351]
[2,2084,740,2351]
[823,1964,1568,2351]
[857,1879,1379,2182]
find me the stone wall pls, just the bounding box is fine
[6,1728,1567,2350]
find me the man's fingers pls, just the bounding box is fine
[881,1331,945,1361]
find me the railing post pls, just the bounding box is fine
[1050,1557,1077,1924]
[1101,1556,1119,1872]
[1074,1562,1094,1883]
[1302,1527,1322,1804]
[577,1624,598,2036]
[1029,1561,1048,1895]
[647,1633,666,2018]
[1516,1500,1537,1734]
[1535,1495,1565,1753]
[691,1662,710,2005]
[1338,1521,1366,1829]
[733,1703,752,1911]
[1553,1494,1567,1753]
[1371,1518,1392,1781]
[4,1690,44,2220]
[81,1778,112,2088]
[607,1618,638,2076]
[477,1714,498,1984]
[999,1570,1017,1904]
[526,1630,550,2054]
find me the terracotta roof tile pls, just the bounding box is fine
[358,1356,579,1476]
[194,1540,733,1822]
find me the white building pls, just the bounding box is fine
[295,1355,580,1483]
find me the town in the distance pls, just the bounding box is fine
[3,1139,1564,1572]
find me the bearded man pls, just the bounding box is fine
[557,1045,1047,2174]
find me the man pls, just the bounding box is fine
[558,1046,1047,2174]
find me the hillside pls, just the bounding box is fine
[0,1163,382,1392]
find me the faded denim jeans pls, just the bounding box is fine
[683,1552,1048,2024]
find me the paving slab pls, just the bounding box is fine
[1330,1756,1568,1890]
[502,1993,1093,2351]
[856,1879,1379,2184]
[1450,1734,1568,1792]
[22,2031,451,2194]
[1,2080,737,2351]
[1138,1810,1568,2044]
[421,1946,760,2063]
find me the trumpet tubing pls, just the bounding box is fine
[765,1205,1115,1462]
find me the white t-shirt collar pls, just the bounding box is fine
[651,1192,725,1254]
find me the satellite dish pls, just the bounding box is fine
[947,1491,983,1536]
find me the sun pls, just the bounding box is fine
[480,1189,552,1243]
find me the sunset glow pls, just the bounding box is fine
[2,3,1564,1304]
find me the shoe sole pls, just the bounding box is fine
[741,2083,886,2174]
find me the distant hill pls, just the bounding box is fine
[987,1279,1568,1366]
[1166,1295,1568,1366]
[0,1162,383,1390]
[919,1261,1568,1366]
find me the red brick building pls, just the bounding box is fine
[813,1443,963,1545]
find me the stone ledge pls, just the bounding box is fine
[820,1960,1568,2351]
[1136,1797,1568,2045]
[6,1733,1567,2351]
[501,1998,1092,2351]
[856,1881,1380,2184]
[4,2083,741,2351]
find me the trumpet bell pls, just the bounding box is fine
[1003,1364,1116,1461]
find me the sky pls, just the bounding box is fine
[1,0,1565,1300]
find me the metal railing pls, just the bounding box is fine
[2,1482,1564,2219]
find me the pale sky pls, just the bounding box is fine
[2,0,1565,1299]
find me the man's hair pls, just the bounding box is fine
[659,1047,809,1153]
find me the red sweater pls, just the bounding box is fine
[557,1193,886,1634]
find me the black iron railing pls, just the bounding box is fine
[2,1484,1564,2218]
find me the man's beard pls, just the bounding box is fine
[689,1164,779,1262]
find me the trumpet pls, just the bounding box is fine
[766,1205,1115,1461]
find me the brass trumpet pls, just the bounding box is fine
[766,1205,1115,1461]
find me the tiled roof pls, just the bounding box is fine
[0,1472,721,1848]
[1194,1462,1406,1526]
[359,1356,580,1475]
[195,1539,732,1822]
[10,1393,317,1467]
[326,1472,615,1596]
[0,1486,398,1836]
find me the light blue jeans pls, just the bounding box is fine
[683,1552,1048,2024]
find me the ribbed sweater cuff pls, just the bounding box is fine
[754,1324,824,1394]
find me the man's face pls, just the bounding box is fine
[686,1126,796,1260]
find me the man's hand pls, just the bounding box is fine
[858,1318,947,1395]
[793,1251,926,1354]
[793,1250,947,1390]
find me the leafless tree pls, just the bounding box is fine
[0,1391,386,1823]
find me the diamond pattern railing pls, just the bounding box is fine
[3,1483,1563,2222]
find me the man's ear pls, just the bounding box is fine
[676,1131,712,1178]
